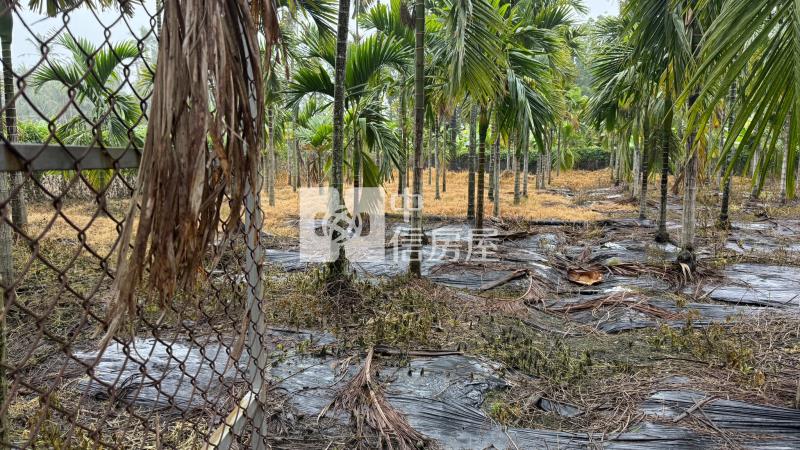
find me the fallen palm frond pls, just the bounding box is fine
[105,0,274,346]
[549,249,717,289]
[549,293,680,321]
[319,348,430,450]
[479,269,531,291]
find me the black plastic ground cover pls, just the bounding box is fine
[78,338,800,448]
[698,264,800,308]
[271,353,731,449]
[548,295,767,333]
[642,390,800,436]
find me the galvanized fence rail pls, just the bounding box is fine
[0,2,270,448]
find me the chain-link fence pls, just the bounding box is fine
[0,1,273,448]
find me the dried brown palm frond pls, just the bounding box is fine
[104,0,273,346]
[320,348,431,450]
[548,292,680,321]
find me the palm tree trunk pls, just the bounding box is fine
[489,118,497,201]
[427,127,432,185]
[2,28,24,231]
[294,133,301,191]
[609,136,616,181]
[678,20,704,265]
[287,138,294,188]
[441,148,446,192]
[795,145,800,199]
[267,107,276,206]
[476,106,490,229]
[780,117,790,204]
[410,0,425,276]
[546,130,552,186]
[719,84,737,227]
[399,73,407,196]
[632,123,641,198]
[487,156,494,200]
[492,117,500,217]
[795,146,800,200]
[318,155,323,190]
[522,126,530,198]
[718,152,735,229]
[678,124,699,267]
[307,154,312,188]
[446,110,456,193]
[513,132,521,205]
[535,153,542,189]
[434,118,440,200]
[329,0,351,274]
[285,33,297,192]
[615,133,624,187]
[639,116,650,220]
[556,124,561,177]
[467,105,477,220]
[750,146,762,201]
[353,123,362,189]
[655,84,673,243]
[353,125,362,209]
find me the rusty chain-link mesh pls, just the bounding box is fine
[0,2,273,448]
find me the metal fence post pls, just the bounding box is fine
[221,10,269,450]
[0,172,11,444]
[215,179,267,450]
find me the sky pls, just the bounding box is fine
[10,0,620,68]
[583,0,620,20]
[12,2,157,68]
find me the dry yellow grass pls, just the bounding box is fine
[261,169,630,238]
[25,199,131,255]
[18,169,630,250]
[550,168,616,191]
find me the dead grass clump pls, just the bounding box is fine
[320,348,429,450]
[550,169,614,191]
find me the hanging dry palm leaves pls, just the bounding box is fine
[104,0,275,344]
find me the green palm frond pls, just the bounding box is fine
[302,26,337,67]
[360,0,415,49]
[345,34,411,100]
[27,0,140,17]
[285,0,337,35]
[440,0,506,102]
[683,0,798,194]
[30,35,143,148]
[287,64,335,105]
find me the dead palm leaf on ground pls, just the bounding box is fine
[319,347,430,449]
